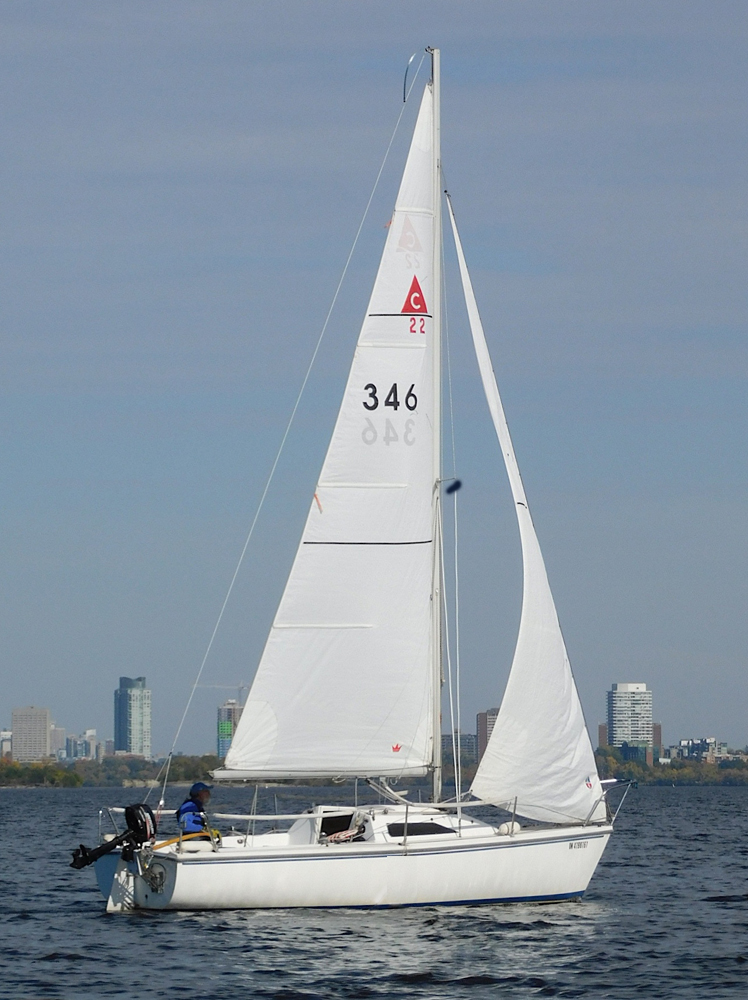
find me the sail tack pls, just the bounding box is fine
[220,85,439,780]
[447,200,606,825]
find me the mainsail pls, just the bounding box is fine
[219,84,440,780]
[447,200,606,825]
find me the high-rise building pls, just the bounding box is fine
[477,708,500,761]
[441,731,478,764]
[11,706,51,762]
[598,723,608,748]
[606,683,653,747]
[65,729,98,760]
[217,699,243,758]
[1,730,12,758]
[50,725,67,757]
[66,735,88,759]
[114,677,152,758]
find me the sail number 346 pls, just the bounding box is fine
[362,383,417,411]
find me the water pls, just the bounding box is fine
[2,784,747,999]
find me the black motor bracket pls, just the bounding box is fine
[70,803,157,870]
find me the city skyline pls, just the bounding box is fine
[6,666,745,755]
[6,682,745,764]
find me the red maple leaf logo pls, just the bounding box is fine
[392,744,402,753]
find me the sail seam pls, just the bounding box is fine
[303,539,432,546]
[273,623,374,629]
[317,482,407,488]
[358,342,426,349]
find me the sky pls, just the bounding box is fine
[1,1,746,754]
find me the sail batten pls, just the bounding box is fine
[446,199,606,825]
[221,84,439,782]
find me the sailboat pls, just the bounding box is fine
[91,49,617,912]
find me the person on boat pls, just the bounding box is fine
[176,781,212,837]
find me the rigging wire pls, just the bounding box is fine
[150,55,427,813]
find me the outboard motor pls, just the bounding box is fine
[70,803,157,870]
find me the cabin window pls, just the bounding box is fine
[386,822,456,837]
[320,813,354,837]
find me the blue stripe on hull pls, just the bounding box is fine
[149,891,586,911]
[177,832,608,867]
[304,891,584,910]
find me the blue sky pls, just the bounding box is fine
[1,2,746,753]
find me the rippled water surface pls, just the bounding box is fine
[2,785,748,998]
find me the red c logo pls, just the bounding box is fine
[401,276,428,314]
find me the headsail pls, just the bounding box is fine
[217,84,439,781]
[447,199,606,825]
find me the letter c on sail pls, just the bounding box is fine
[401,275,428,314]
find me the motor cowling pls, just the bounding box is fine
[124,804,157,846]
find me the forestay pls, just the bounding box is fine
[447,200,606,825]
[218,85,439,780]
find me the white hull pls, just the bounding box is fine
[102,822,612,912]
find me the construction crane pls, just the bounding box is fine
[198,682,250,705]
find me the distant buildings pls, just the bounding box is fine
[5,690,137,765]
[66,729,100,760]
[598,708,740,768]
[217,699,243,758]
[114,677,152,758]
[598,683,664,766]
[11,706,51,762]
[441,731,477,764]
[607,683,653,747]
[50,725,67,758]
[477,708,499,761]
[665,737,730,764]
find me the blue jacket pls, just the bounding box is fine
[176,797,207,834]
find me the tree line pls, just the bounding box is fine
[595,746,748,785]
[0,754,219,787]
[2,749,748,787]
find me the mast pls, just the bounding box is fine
[429,46,443,803]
